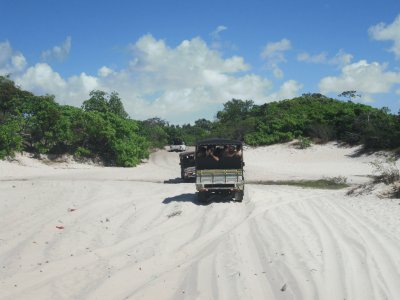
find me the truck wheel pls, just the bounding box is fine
[198,191,208,202]
[181,170,185,179]
[234,191,244,202]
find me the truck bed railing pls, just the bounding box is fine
[196,169,243,183]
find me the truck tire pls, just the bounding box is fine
[234,191,244,202]
[198,191,208,202]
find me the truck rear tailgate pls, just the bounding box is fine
[196,169,243,186]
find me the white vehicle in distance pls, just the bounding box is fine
[169,139,187,152]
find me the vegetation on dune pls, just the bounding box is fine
[0,76,148,166]
[140,94,400,152]
[1,75,400,166]
[244,94,400,149]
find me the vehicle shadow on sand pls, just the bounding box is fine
[162,193,233,206]
[163,178,196,184]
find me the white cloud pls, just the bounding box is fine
[261,39,291,78]
[11,53,27,71]
[369,15,400,59]
[15,63,99,106]
[41,36,72,62]
[298,49,352,66]
[267,80,303,101]
[131,35,249,75]
[98,66,114,77]
[115,35,271,122]
[297,52,328,64]
[330,49,353,66]
[17,63,67,93]
[319,60,400,98]
[0,41,27,74]
[66,72,99,101]
[261,39,291,59]
[121,73,273,124]
[5,36,305,123]
[211,25,227,39]
[128,34,250,95]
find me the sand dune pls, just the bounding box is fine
[1,143,400,300]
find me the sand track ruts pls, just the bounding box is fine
[1,145,400,300]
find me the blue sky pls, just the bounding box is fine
[1,0,400,124]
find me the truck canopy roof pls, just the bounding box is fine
[196,138,242,146]
[195,138,243,170]
[179,151,195,168]
[179,151,195,157]
[172,139,184,145]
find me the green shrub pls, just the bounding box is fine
[0,118,23,158]
[74,146,91,158]
[296,136,312,149]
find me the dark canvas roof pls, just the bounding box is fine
[179,151,195,157]
[196,138,242,146]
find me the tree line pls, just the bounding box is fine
[0,76,148,166]
[142,94,400,152]
[1,75,399,166]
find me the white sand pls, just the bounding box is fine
[1,143,400,300]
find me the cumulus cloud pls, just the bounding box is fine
[319,60,400,99]
[330,50,353,66]
[117,35,271,122]
[15,63,99,106]
[17,63,67,92]
[11,53,27,71]
[267,80,303,101]
[4,36,304,123]
[120,75,275,124]
[97,66,115,77]
[0,41,27,74]
[128,35,251,95]
[41,36,72,62]
[369,14,400,59]
[131,35,248,75]
[261,39,291,78]
[297,49,353,66]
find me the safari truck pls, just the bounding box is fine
[195,138,244,202]
[179,151,196,181]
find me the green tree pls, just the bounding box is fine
[214,99,255,140]
[139,117,169,149]
[194,118,213,131]
[82,90,129,119]
[338,90,360,102]
[81,90,109,113]
[216,99,254,123]
[0,117,23,158]
[19,94,68,153]
[0,78,150,165]
[108,91,129,119]
[0,75,32,120]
